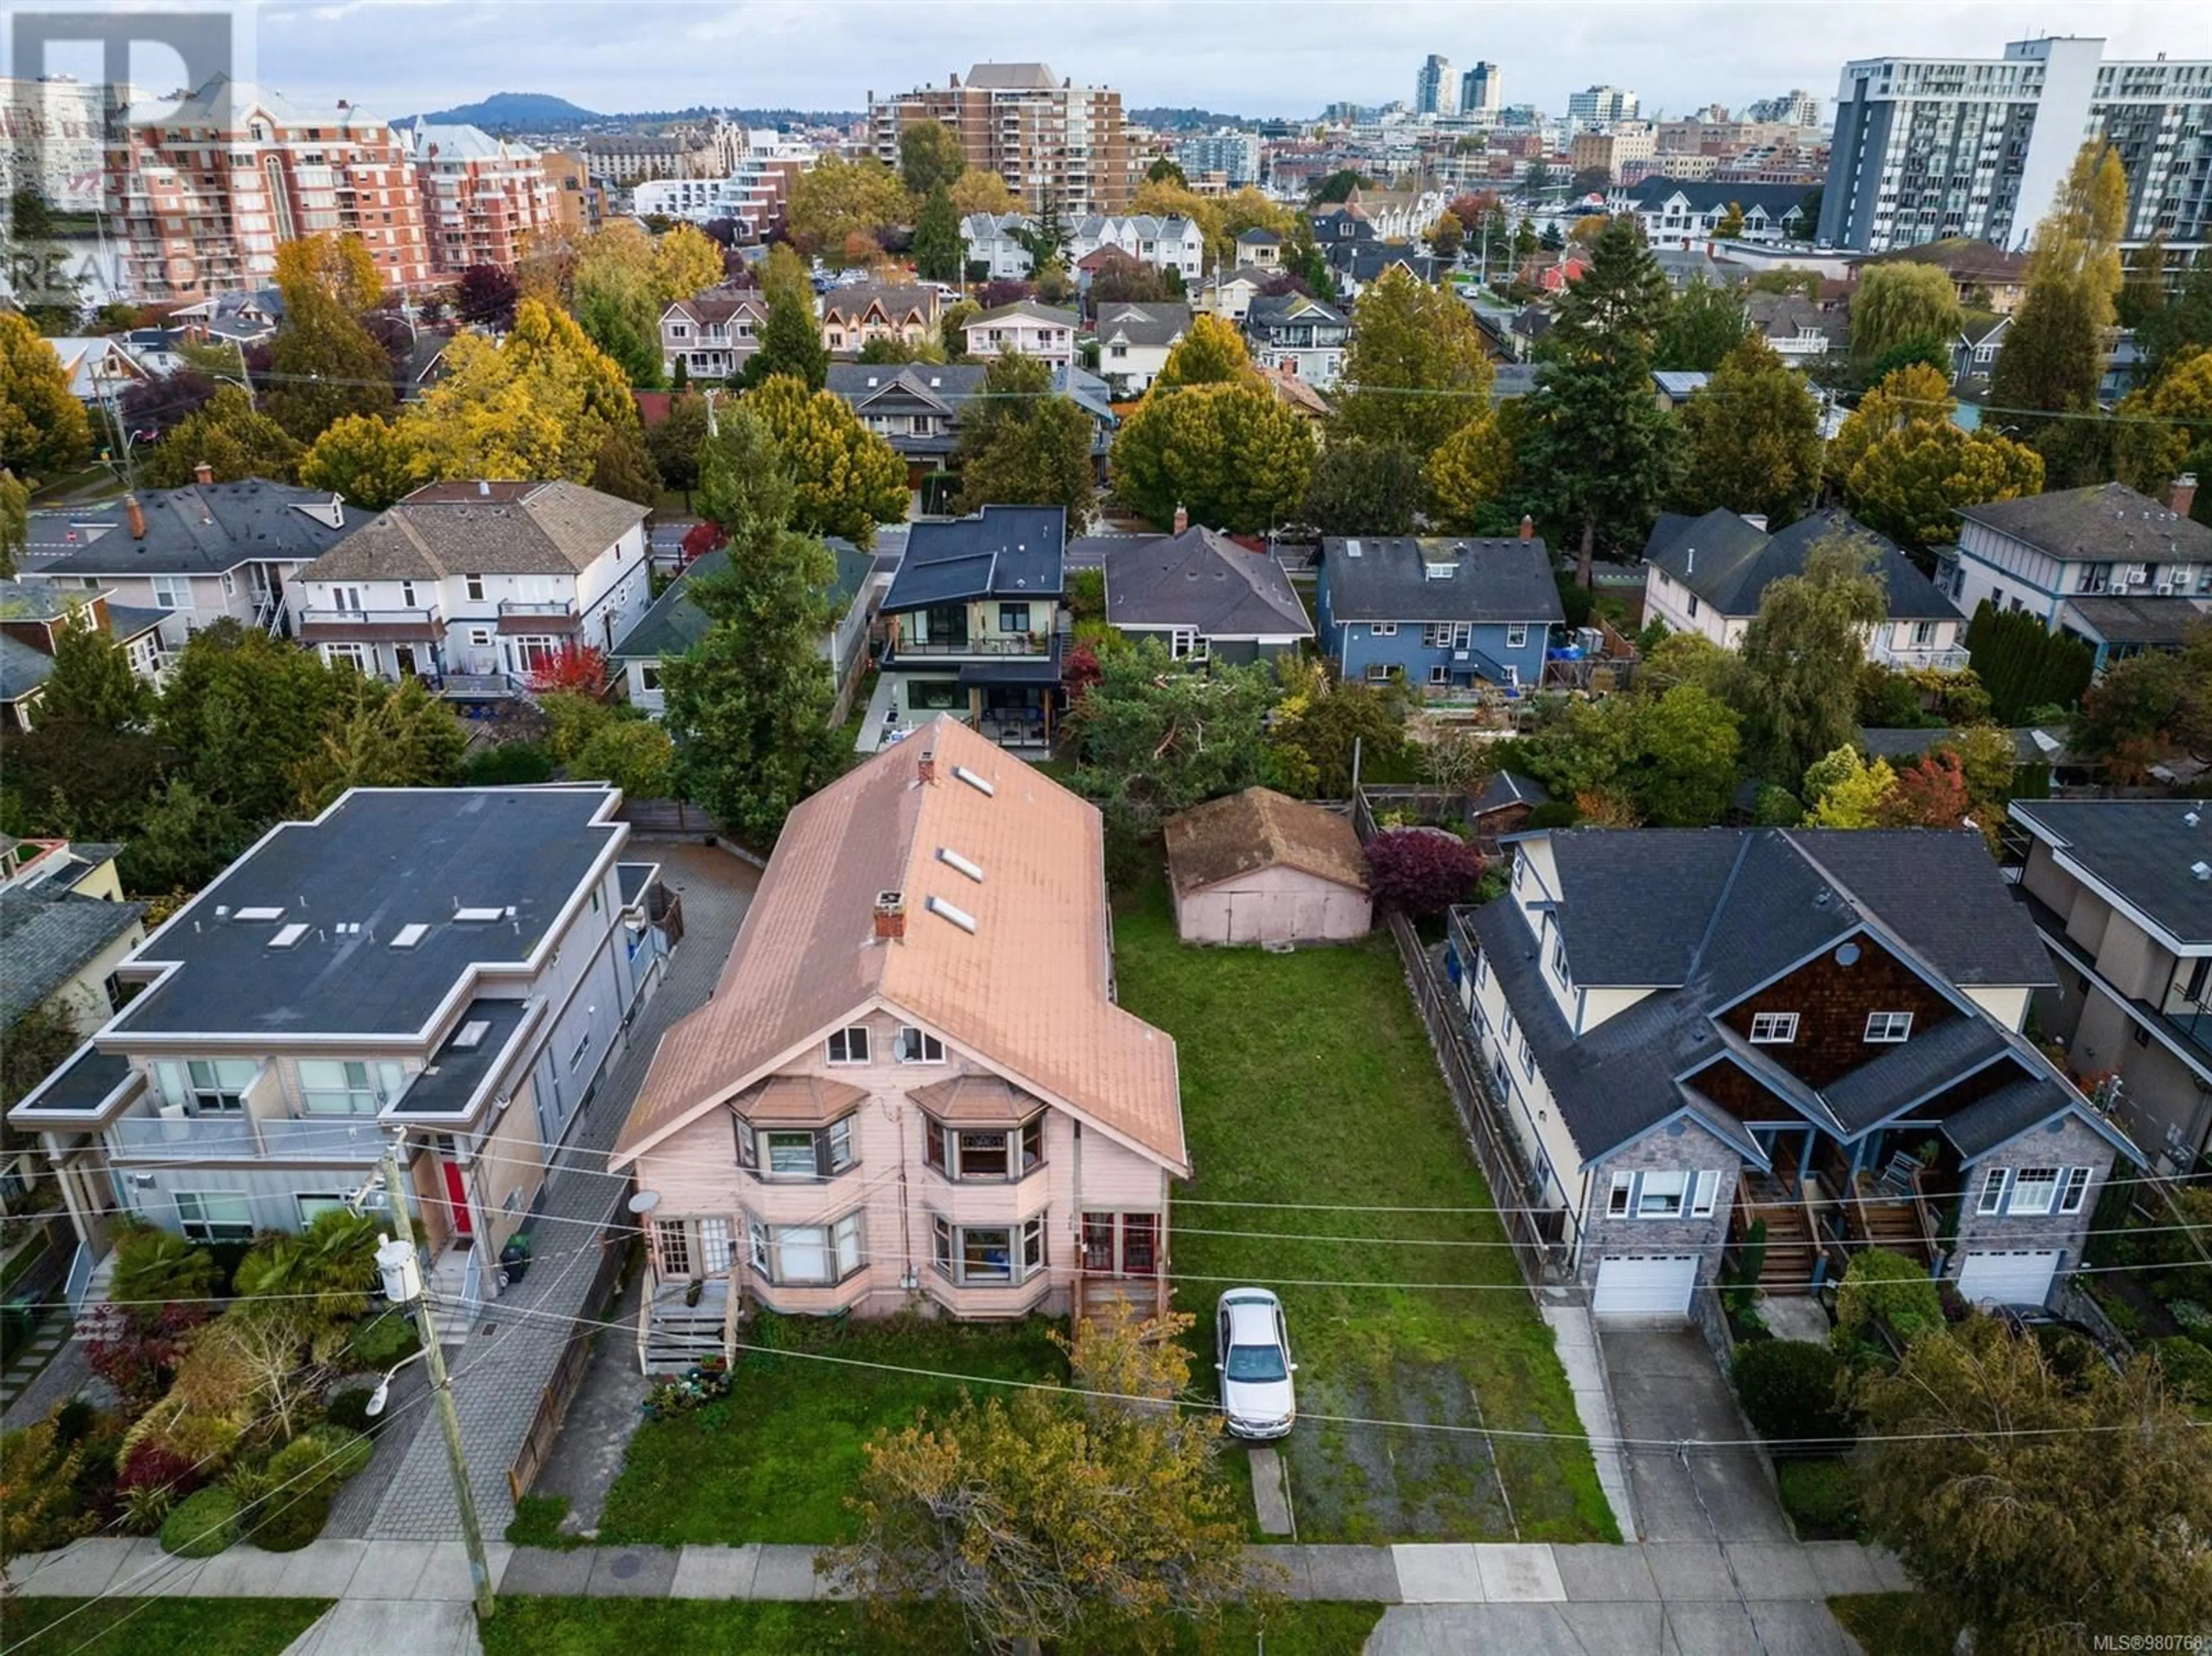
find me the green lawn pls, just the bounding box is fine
[1827,1593,1963,1656]
[596,1313,1065,1545]
[479,1598,1386,1656]
[1112,881,1615,1544]
[0,1599,331,1656]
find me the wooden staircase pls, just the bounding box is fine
[1072,1271,1168,1325]
[637,1278,733,1374]
[1737,1175,1819,1292]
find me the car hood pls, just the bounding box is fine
[1225,1377,1295,1420]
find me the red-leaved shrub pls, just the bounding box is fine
[1365,827,1484,920]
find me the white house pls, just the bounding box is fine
[963,301,1080,372]
[960,213,1206,282]
[1093,302,1190,396]
[292,480,651,686]
[660,292,767,381]
[1938,481,2212,627]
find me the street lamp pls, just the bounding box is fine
[363,1344,433,1418]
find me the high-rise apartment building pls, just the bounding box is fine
[1459,64,1502,119]
[3,76,134,211]
[868,63,1132,216]
[105,75,429,301]
[408,125,556,275]
[540,150,605,234]
[1747,89,1824,127]
[1820,36,2212,252]
[1567,86,1640,127]
[1415,55,1455,118]
[1175,131,1261,187]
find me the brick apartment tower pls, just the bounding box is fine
[408,124,558,275]
[869,63,1133,217]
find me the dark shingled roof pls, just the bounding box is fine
[1099,528,1310,640]
[1318,535,1565,625]
[1471,771,1550,814]
[1094,302,1192,350]
[302,481,646,583]
[20,480,352,578]
[0,888,146,1022]
[2010,799,2212,946]
[1165,788,1367,898]
[2059,594,2212,646]
[1820,1015,2009,1134]
[1643,508,1960,621]
[1959,482,2212,563]
[883,506,1065,613]
[1941,1075,2085,1159]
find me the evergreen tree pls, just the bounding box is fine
[744,287,829,390]
[912,186,965,285]
[1301,437,1426,535]
[38,613,152,731]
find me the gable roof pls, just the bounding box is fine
[611,717,1184,1170]
[1471,771,1550,814]
[882,506,1065,612]
[1614,175,1810,218]
[1317,535,1565,625]
[1958,482,2212,563]
[968,300,1081,329]
[0,887,146,1023]
[1642,507,1960,621]
[21,482,353,578]
[1245,291,1349,331]
[300,481,646,582]
[1095,302,1192,349]
[1094,527,1311,639]
[1165,788,1367,898]
[610,540,871,661]
[820,284,938,325]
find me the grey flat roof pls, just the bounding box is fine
[113,787,623,1039]
[2012,799,2212,946]
[385,997,538,1118]
[11,1046,138,1121]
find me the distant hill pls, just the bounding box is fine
[407,91,602,130]
[1131,107,1263,131]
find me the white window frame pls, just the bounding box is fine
[1365,663,1391,683]
[1518,1033,1536,1075]
[2058,1166,2091,1214]
[1691,1170,1720,1218]
[896,1026,945,1064]
[294,1193,347,1227]
[1607,1172,1633,1217]
[1429,663,1450,685]
[931,1214,1046,1286]
[150,575,189,610]
[1505,623,1529,649]
[825,1025,871,1065]
[1635,1170,1690,1218]
[1370,622,1397,636]
[2008,1166,2061,1217]
[1749,1012,1800,1045]
[176,1190,253,1242]
[1863,1011,1914,1043]
[1549,934,1571,988]
[1975,1166,2010,1215]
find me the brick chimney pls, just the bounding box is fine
[2171,472,2198,521]
[1518,514,1534,540]
[126,494,146,539]
[916,745,937,785]
[873,890,906,941]
[193,460,213,487]
[1173,503,1189,534]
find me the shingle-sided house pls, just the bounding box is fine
[1243,291,1350,388]
[1450,827,2143,1322]
[1315,530,1563,693]
[820,285,942,357]
[609,718,1185,1367]
[1084,525,1311,664]
[1641,508,1967,668]
[0,579,168,732]
[874,505,1067,749]
[0,839,147,1040]
[659,291,767,381]
[1165,787,1370,945]
[1094,301,1190,397]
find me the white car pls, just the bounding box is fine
[1215,1288,1296,1439]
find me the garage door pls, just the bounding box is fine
[1956,1249,2061,1308]
[1593,1255,1699,1322]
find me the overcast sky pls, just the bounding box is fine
[157,1,2212,122]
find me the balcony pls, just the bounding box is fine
[298,605,442,641]
[1871,639,1971,672]
[888,632,1051,660]
[497,598,581,634]
[2161,960,2212,1051]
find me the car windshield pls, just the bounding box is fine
[1225,1342,1287,1383]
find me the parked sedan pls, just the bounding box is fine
[1215,1288,1296,1439]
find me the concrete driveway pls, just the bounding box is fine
[1600,1328,1794,1544]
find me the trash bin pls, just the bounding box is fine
[499,1231,532,1285]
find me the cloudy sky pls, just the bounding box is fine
[102,1,2211,121]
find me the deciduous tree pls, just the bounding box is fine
[1653,276,1749,372]
[1426,412,1517,531]
[1844,420,2044,551]
[0,469,26,579]
[787,156,910,264]
[1,310,94,483]
[296,414,423,510]
[589,425,663,507]
[653,223,726,304]
[454,263,520,330]
[947,169,1017,219]
[1674,335,1823,527]
[899,122,967,198]
[1152,313,1255,391]
[950,350,1096,526]
[1109,381,1315,533]
[142,385,304,487]
[747,373,907,546]
[1365,828,1481,918]
[1300,436,1425,535]
[1066,641,1275,840]
[1850,263,1964,378]
[1334,266,1494,459]
[1802,745,1899,827]
[1737,534,1888,782]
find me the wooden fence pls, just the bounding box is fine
[507,1216,631,1505]
[618,797,718,836]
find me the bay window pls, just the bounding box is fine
[921,1114,1044,1181]
[734,1112,857,1180]
[932,1214,1047,1286]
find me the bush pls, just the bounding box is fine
[111,1227,218,1310]
[1835,1248,1944,1346]
[120,1483,173,1535]
[2155,1338,2212,1411]
[324,1385,381,1437]
[159,1486,240,1556]
[115,1438,200,1499]
[345,1310,421,1370]
[266,1427,373,1494]
[1776,1457,1861,1539]
[1363,826,1483,920]
[459,742,555,785]
[250,1487,329,1552]
[1733,1338,1853,1447]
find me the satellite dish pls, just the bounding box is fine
[627,1190,662,1215]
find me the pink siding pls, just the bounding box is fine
[1175,865,1371,945]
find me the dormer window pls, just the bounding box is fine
[1549,934,1571,989]
[1863,1011,1914,1044]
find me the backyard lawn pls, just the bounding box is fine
[596,1312,1065,1545]
[1112,880,1615,1544]
[0,1599,332,1656]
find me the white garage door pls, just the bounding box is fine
[1956,1249,2061,1308]
[1593,1255,1699,1322]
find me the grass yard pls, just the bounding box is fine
[478,1598,1387,1656]
[596,1312,1065,1545]
[0,1599,332,1656]
[1112,880,1615,1545]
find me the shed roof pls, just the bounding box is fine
[1165,788,1367,899]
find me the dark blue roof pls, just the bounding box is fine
[1643,508,1961,622]
[884,506,1065,613]
[1319,536,1563,625]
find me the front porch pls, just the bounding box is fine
[1730,1127,1956,1290]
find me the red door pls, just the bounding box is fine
[442,1158,472,1237]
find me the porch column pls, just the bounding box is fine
[1796,1128,1816,1184]
[46,1139,99,1249]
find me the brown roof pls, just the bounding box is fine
[821,285,938,325]
[907,1074,1040,1123]
[301,481,647,582]
[733,1075,870,1126]
[611,717,1185,1170]
[1164,788,1368,899]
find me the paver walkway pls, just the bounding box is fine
[367,843,755,1540]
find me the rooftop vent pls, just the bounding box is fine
[2195,861,2211,882]
[952,764,995,797]
[453,905,504,922]
[2187,810,2202,829]
[234,905,286,922]
[452,1019,492,1051]
[268,923,309,949]
[927,894,978,934]
[391,923,430,949]
[937,847,984,883]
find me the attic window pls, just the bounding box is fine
[268,923,309,949]
[927,895,978,934]
[952,765,995,797]
[937,847,984,883]
[1425,562,1455,580]
[391,923,429,949]
[454,906,504,922]
[452,1020,492,1051]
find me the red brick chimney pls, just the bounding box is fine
[1173,503,1189,534]
[194,460,214,486]
[873,890,906,941]
[1518,514,1534,540]
[126,495,146,539]
[916,745,937,785]
[2170,472,2198,521]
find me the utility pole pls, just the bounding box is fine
[375,1136,497,1621]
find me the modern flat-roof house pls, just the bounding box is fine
[0,579,168,732]
[1451,827,2142,1322]
[963,301,1080,372]
[292,480,651,690]
[1093,301,1190,397]
[1082,525,1311,664]
[2008,801,2212,1173]
[611,539,880,722]
[611,718,1184,1369]
[872,505,1067,749]
[1936,481,2212,670]
[1641,508,1968,668]
[7,787,676,1328]
[1314,529,1563,694]
[20,480,354,650]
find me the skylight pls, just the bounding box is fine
[927,895,978,934]
[952,765,995,797]
[937,847,984,883]
[452,1020,492,1051]
[391,923,430,949]
[268,923,309,949]
[234,906,285,922]
[453,906,504,922]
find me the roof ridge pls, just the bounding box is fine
[1685,831,1756,979]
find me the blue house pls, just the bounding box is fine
[1314,533,1563,692]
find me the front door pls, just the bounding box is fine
[442,1158,473,1238]
[395,645,418,677]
